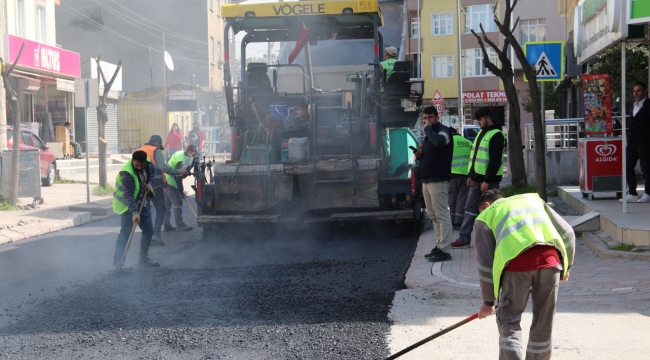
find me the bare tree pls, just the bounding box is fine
[470,0,546,200]
[94,56,122,188]
[1,44,25,205]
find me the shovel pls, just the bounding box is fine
[109,198,146,276]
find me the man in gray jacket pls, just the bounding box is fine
[136,135,187,246]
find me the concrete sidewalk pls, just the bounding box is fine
[389,224,650,359]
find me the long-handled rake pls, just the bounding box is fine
[109,198,146,276]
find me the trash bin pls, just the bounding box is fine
[1,150,43,206]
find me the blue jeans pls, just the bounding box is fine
[457,180,500,244]
[112,204,153,265]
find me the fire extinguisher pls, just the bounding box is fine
[230,123,239,161]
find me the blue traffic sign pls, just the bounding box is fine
[524,41,564,82]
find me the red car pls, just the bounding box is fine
[6,126,57,186]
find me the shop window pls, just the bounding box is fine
[431,13,453,36]
[520,19,546,44]
[464,4,497,33]
[17,0,25,37]
[463,48,498,77]
[431,55,454,78]
[36,5,46,43]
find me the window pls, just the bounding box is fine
[216,0,221,16]
[431,13,453,36]
[209,0,213,11]
[32,134,45,149]
[21,131,34,147]
[463,48,498,77]
[431,55,454,78]
[519,19,546,44]
[410,18,420,38]
[36,5,46,42]
[217,42,222,68]
[209,37,215,65]
[16,0,25,37]
[464,4,497,33]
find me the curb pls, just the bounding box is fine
[0,211,94,246]
[581,232,650,262]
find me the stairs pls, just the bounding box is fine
[56,158,127,178]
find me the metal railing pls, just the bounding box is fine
[525,116,628,151]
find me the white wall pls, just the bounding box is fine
[5,0,57,46]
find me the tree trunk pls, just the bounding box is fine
[503,80,527,187]
[97,104,108,188]
[8,89,21,206]
[527,80,546,201]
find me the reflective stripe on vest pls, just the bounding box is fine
[137,144,167,186]
[468,129,504,175]
[112,162,141,214]
[380,58,396,92]
[165,150,187,189]
[451,135,472,175]
[475,193,570,298]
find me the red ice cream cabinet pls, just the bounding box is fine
[578,138,623,200]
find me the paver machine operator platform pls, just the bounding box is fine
[195,0,425,235]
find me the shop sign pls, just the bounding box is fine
[4,34,80,78]
[627,0,650,25]
[461,90,506,103]
[574,0,626,64]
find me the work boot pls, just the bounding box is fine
[428,250,452,263]
[163,224,176,232]
[176,222,193,231]
[150,234,165,246]
[424,247,442,259]
[138,258,160,268]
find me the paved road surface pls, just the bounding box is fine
[0,204,417,359]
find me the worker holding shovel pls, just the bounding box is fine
[474,190,575,360]
[111,150,159,270]
[163,145,198,232]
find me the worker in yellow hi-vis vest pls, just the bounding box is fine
[163,145,198,232]
[473,190,575,360]
[448,127,472,229]
[451,107,505,249]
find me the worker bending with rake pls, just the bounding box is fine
[112,150,159,269]
[474,190,575,360]
[163,145,198,232]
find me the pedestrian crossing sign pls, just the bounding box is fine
[524,41,564,82]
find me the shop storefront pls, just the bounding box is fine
[461,90,507,125]
[4,34,80,143]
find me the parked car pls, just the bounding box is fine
[6,126,57,186]
[463,125,480,143]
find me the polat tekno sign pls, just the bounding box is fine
[462,91,507,103]
[4,34,81,78]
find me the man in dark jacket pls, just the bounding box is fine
[415,106,454,262]
[451,107,505,249]
[622,81,650,203]
[111,150,159,269]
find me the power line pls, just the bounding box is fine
[107,0,208,45]
[60,3,209,68]
[91,0,207,55]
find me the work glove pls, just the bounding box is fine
[144,184,154,194]
[132,214,140,225]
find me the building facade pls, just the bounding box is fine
[3,0,81,143]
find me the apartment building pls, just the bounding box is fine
[2,0,80,142]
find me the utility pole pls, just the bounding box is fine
[163,32,168,132]
[0,3,7,151]
[455,0,463,128]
